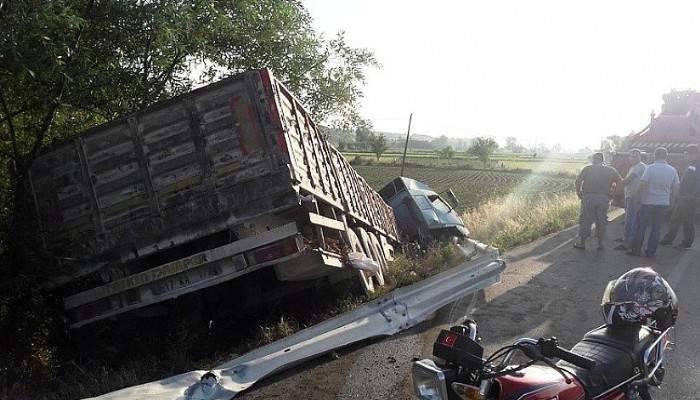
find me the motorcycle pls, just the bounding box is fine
[412,318,675,400]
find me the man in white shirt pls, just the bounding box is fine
[628,147,680,257]
[614,149,646,250]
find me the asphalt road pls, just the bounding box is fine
[240,215,700,400]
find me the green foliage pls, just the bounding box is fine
[368,132,387,160]
[0,0,378,393]
[431,135,449,149]
[0,0,377,172]
[352,118,374,150]
[437,145,455,159]
[468,137,499,167]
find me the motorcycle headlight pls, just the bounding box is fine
[412,359,449,400]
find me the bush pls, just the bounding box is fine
[350,155,375,166]
[462,192,580,250]
[384,243,467,288]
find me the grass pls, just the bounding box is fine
[353,165,574,212]
[344,151,586,175]
[382,243,468,289]
[462,192,581,250]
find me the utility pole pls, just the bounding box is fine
[400,113,413,177]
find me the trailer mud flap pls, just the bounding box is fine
[85,240,504,400]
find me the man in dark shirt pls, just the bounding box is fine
[659,145,700,248]
[574,152,622,250]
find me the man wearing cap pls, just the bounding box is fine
[628,147,680,257]
[574,152,622,250]
[659,144,700,248]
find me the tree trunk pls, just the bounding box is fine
[6,165,44,279]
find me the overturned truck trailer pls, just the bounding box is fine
[27,69,398,328]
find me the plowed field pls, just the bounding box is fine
[353,166,574,210]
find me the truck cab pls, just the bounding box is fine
[379,177,468,244]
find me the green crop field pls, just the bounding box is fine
[353,165,574,211]
[343,151,587,175]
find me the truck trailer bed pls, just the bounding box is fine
[28,69,397,284]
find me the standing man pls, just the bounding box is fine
[614,149,646,250]
[628,147,680,257]
[659,145,700,248]
[574,152,622,250]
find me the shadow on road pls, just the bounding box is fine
[241,215,698,400]
[472,216,686,349]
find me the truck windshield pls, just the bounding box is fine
[430,196,451,213]
[414,196,432,210]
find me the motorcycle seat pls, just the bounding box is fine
[557,325,655,397]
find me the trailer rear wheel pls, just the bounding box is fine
[379,235,395,262]
[368,232,388,276]
[356,227,386,288]
[346,229,377,294]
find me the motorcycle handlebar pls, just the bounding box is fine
[552,345,596,370]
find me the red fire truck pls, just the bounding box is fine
[611,90,700,204]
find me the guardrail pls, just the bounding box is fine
[86,240,505,400]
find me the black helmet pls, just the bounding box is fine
[601,267,678,330]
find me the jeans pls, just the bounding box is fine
[624,197,641,246]
[579,193,610,243]
[632,204,669,256]
[663,197,698,245]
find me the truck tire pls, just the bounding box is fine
[379,235,394,262]
[356,227,386,288]
[346,228,378,294]
[368,232,388,273]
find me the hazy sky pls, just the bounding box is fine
[304,0,700,150]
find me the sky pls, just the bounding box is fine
[303,0,700,150]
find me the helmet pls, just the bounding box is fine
[601,267,678,330]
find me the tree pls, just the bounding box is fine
[505,136,525,153]
[454,138,472,151]
[0,0,379,380]
[1,1,377,174]
[600,135,623,152]
[354,119,373,150]
[368,132,387,160]
[431,134,449,150]
[437,145,455,159]
[468,137,499,167]
[505,136,518,150]
[0,0,378,257]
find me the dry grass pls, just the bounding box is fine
[384,244,468,289]
[463,192,580,250]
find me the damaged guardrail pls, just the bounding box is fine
[86,240,505,400]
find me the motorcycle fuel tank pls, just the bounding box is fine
[495,365,585,400]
